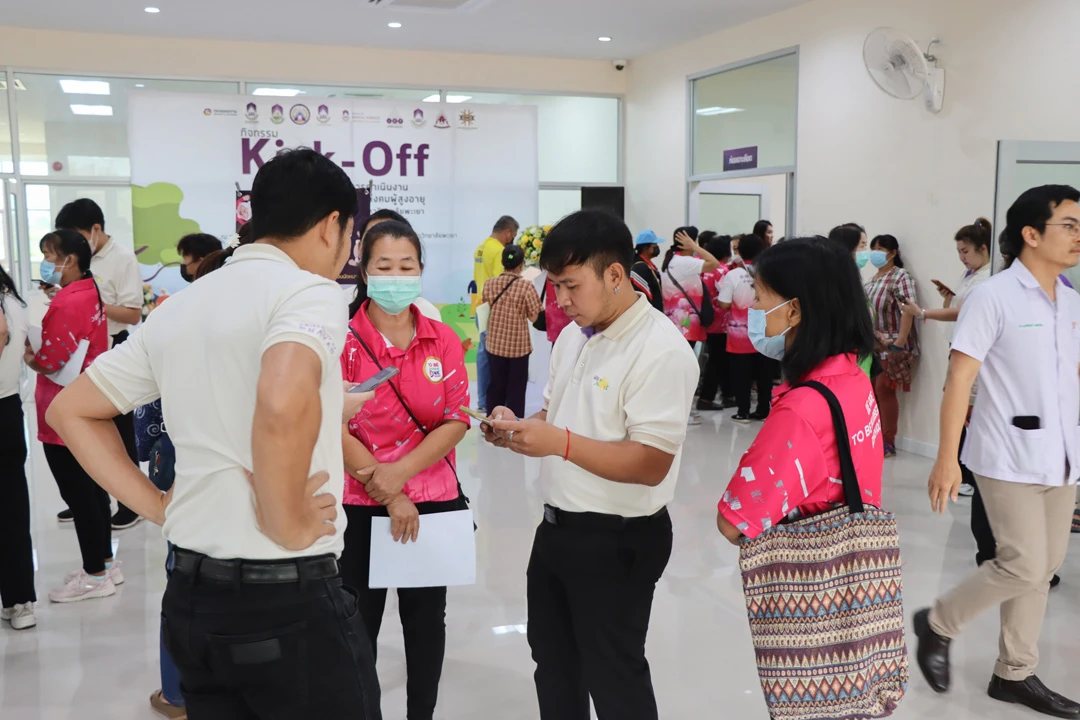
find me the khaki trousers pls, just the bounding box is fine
[929,474,1075,680]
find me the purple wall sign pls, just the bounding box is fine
[723,146,758,172]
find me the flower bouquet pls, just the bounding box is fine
[517,225,549,266]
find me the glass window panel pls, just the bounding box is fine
[0,79,11,172]
[15,74,240,179]
[449,92,618,184]
[692,53,797,176]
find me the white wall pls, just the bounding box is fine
[0,26,625,96]
[625,0,1080,452]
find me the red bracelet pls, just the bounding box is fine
[564,427,571,462]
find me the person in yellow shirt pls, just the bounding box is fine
[473,215,519,412]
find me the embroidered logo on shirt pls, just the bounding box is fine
[298,323,337,356]
[592,376,610,390]
[424,356,444,383]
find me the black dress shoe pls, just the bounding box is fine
[1050,574,1061,589]
[696,399,724,412]
[57,508,74,523]
[913,608,951,693]
[988,675,1080,718]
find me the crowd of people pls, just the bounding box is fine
[1,148,1079,720]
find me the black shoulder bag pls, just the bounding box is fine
[792,380,865,514]
[666,269,716,327]
[348,327,471,510]
[533,281,547,332]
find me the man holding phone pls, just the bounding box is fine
[482,210,698,720]
[914,185,1080,719]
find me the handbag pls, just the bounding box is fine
[533,281,547,332]
[738,380,907,720]
[666,270,715,327]
[475,276,520,334]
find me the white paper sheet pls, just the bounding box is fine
[28,324,88,387]
[369,509,477,589]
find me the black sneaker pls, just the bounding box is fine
[750,411,770,421]
[731,413,751,424]
[696,399,725,412]
[111,506,143,530]
[720,397,738,410]
[57,508,74,523]
[1050,574,1061,590]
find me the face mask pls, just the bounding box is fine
[366,275,422,315]
[39,258,67,286]
[650,245,660,259]
[180,265,194,283]
[869,250,889,268]
[748,299,793,361]
[855,250,870,268]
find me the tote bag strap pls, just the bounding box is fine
[793,380,865,514]
[665,269,704,318]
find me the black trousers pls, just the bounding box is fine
[0,395,35,606]
[527,509,673,720]
[486,352,530,420]
[111,330,139,519]
[730,351,773,416]
[43,443,112,575]
[699,333,733,402]
[161,551,383,720]
[965,427,998,566]
[339,497,466,720]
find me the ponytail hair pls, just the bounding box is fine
[955,217,992,253]
[40,229,103,312]
[999,185,1080,268]
[195,222,254,280]
[870,234,904,269]
[661,245,677,272]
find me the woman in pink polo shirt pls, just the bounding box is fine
[339,220,470,720]
[716,237,883,543]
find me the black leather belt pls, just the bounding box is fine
[543,504,668,530]
[172,548,339,584]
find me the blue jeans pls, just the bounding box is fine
[161,545,183,706]
[476,330,490,411]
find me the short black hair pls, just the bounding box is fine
[698,230,718,247]
[502,244,525,271]
[706,234,733,262]
[365,208,408,228]
[754,237,874,383]
[827,223,865,254]
[249,148,356,242]
[540,209,633,277]
[493,215,519,234]
[1000,184,1080,267]
[176,233,222,260]
[737,232,766,263]
[55,198,106,232]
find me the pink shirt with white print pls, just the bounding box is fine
[661,254,707,343]
[717,354,884,539]
[341,302,471,506]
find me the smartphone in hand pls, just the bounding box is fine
[349,366,399,393]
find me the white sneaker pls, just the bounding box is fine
[49,571,116,604]
[688,413,702,426]
[4,603,36,630]
[65,560,124,586]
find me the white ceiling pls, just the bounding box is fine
[2,0,812,60]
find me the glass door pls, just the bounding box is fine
[689,180,770,237]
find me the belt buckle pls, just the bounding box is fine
[543,506,558,525]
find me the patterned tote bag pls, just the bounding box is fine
[738,380,908,720]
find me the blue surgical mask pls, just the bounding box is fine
[748,299,793,361]
[869,250,889,268]
[366,275,422,316]
[855,250,870,268]
[39,259,66,286]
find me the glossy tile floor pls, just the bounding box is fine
[2,388,1079,720]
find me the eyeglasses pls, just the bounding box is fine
[1045,222,1080,238]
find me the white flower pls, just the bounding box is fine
[226,233,241,249]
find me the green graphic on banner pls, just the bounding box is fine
[133,182,201,269]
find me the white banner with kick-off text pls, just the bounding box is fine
[128,92,538,304]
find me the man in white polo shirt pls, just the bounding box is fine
[47,149,382,719]
[483,210,698,720]
[915,185,1080,719]
[55,198,145,529]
